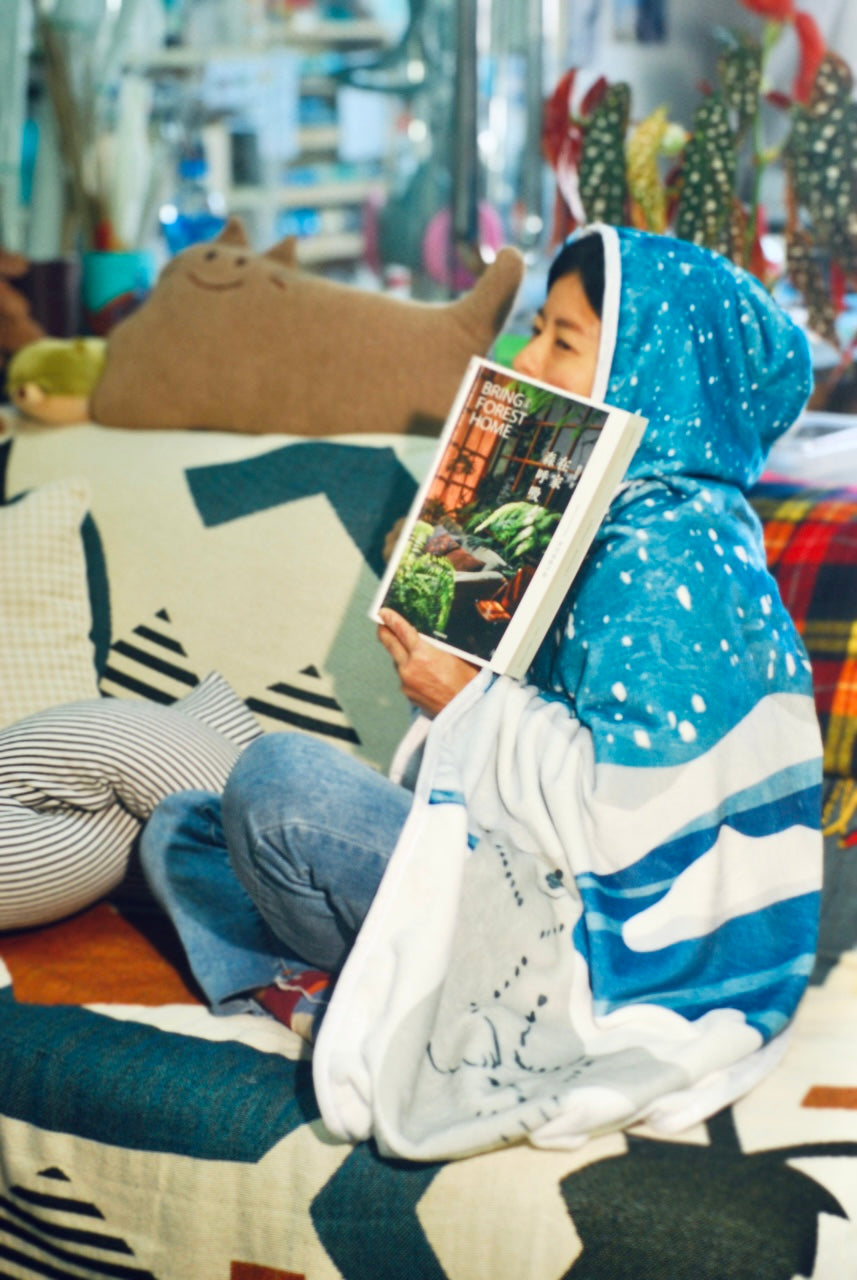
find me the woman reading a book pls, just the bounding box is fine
[141,226,823,1162]
[377,233,605,712]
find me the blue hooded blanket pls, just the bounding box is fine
[312,226,824,1160]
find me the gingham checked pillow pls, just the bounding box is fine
[0,477,100,728]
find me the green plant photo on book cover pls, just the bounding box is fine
[386,520,457,636]
[467,501,560,566]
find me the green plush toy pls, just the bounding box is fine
[7,337,107,425]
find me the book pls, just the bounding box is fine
[371,356,647,680]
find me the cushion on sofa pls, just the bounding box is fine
[0,475,101,728]
[0,671,261,930]
[6,422,437,772]
[89,218,525,437]
[0,433,112,678]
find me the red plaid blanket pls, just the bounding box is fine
[750,480,857,843]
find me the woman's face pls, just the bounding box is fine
[512,271,602,399]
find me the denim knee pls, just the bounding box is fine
[224,732,328,804]
[221,733,324,885]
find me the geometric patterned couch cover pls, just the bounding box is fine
[1,421,856,1279]
[1,932,856,1279]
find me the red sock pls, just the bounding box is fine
[255,969,331,1043]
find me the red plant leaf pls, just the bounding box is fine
[560,125,585,171]
[830,260,847,313]
[542,68,578,168]
[765,89,793,109]
[580,75,610,116]
[739,0,795,18]
[793,11,827,103]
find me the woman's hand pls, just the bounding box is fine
[377,608,481,717]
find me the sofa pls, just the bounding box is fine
[0,411,856,1280]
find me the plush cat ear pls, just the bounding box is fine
[216,216,251,247]
[264,235,299,269]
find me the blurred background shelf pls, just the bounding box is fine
[227,177,383,211]
[293,229,366,264]
[127,17,391,71]
[136,9,393,270]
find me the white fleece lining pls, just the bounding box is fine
[586,221,621,405]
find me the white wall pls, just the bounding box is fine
[569,0,856,128]
[582,0,722,125]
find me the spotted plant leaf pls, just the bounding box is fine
[674,93,737,257]
[786,51,857,279]
[726,198,767,280]
[716,31,763,139]
[786,226,839,346]
[793,10,827,105]
[579,82,630,226]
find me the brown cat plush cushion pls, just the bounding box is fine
[90,218,524,436]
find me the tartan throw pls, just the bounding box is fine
[750,480,857,843]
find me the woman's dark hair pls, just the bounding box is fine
[547,233,605,318]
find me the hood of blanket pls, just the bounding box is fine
[585,224,812,489]
[531,227,819,772]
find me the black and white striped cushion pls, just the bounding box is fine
[0,672,261,931]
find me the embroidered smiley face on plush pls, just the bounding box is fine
[90,218,524,436]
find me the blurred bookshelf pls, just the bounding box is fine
[133,11,394,271]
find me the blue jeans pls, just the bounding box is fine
[139,733,412,1012]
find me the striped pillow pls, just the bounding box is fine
[0,672,261,931]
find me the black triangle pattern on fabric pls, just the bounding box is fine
[99,608,199,705]
[1,1167,160,1278]
[99,611,360,746]
[245,669,361,746]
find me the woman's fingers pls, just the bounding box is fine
[377,608,480,716]
[376,610,407,668]
[379,608,420,652]
[377,609,418,668]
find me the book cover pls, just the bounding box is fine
[371,357,647,678]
